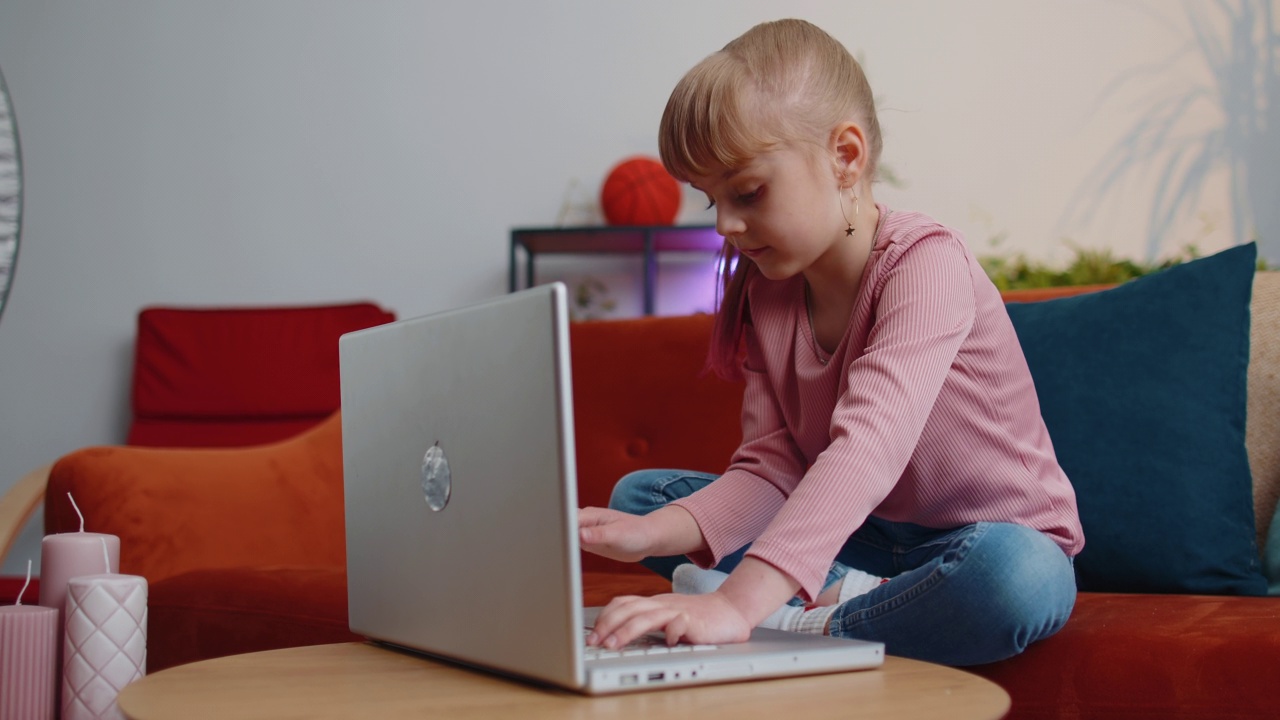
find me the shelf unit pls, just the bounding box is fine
[509,225,723,315]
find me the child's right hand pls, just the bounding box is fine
[578,507,656,563]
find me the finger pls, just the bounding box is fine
[609,605,678,649]
[594,597,677,649]
[664,615,688,647]
[587,595,642,645]
[578,507,620,528]
[580,525,621,552]
[578,510,620,546]
[595,597,667,649]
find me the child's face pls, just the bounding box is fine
[689,143,847,282]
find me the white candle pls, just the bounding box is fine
[39,496,121,720]
[0,562,57,720]
[61,573,147,720]
[37,533,120,623]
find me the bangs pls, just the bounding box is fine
[658,53,781,182]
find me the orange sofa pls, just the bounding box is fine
[0,301,396,605]
[19,272,1280,719]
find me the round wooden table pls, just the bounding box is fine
[119,642,1010,719]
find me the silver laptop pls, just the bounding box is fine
[339,283,884,694]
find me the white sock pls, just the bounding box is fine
[672,564,729,595]
[673,564,884,601]
[674,566,817,632]
[757,603,841,634]
[673,563,884,636]
[835,566,886,603]
[760,566,885,635]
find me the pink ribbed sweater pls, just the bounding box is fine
[672,208,1085,600]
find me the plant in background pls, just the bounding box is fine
[1061,0,1278,262]
[979,240,1203,291]
[570,277,617,321]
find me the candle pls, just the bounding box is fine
[37,534,120,622]
[38,493,121,698]
[60,573,147,720]
[0,561,57,720]
[38,495,121,621]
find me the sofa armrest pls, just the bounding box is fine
[46,413,347,584]
[0,464,51,568]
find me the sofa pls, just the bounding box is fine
[10,245,1280,718]
[0,301,395,605]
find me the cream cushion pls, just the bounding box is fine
[1247,271,1280,550]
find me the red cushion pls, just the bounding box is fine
[146,571,1280,719]
[569,314,743,574]
[0,576,38,605]
[126,417,330,449]
[968,592,1280,719]
[129,302,394,447]
[47,415,347,584]
[148,566,359,672]
[148,568,669,672]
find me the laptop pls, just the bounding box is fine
[339,282,884,694]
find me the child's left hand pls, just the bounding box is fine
[586,591,753,649]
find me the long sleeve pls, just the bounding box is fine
[671,323,805,567]
[667,206,1084,601]
[745,233,975,598]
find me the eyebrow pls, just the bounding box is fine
[691,166,746,193]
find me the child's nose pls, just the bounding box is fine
[715,209,746,238]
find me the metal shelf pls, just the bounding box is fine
[509,225,722,315]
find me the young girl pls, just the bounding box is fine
[578,18,1084,667]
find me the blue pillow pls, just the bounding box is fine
[1006,242,1266,595]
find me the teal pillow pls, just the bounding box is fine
[1006,243,1266,595]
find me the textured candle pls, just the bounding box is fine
[0,563,57,720]
[61,574,146,720]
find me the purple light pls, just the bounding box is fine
[653,229,727,316]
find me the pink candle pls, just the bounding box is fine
[0,563,57,720]
[37,533,121,622]
[61,574,146,720]
[40,495,121,720]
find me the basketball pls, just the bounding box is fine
[600,156,682,226]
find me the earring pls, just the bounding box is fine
[840,189,858,237]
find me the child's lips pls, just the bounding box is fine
[738,246,768,258]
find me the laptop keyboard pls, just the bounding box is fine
[582,628,718,660]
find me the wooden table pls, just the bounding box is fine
[119,642,1010,719]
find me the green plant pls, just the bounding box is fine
[570,276,617,321]
[978,242,1206,291]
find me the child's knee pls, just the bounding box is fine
[607,469,716,514]
[607,469,671,514]
[960,524,1076,656]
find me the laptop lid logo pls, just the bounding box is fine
[421,441,452,512]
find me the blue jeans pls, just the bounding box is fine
[609,469,1078,667]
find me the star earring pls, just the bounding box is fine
[840,189,858,236]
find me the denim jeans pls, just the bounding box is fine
[609,469,1078,666]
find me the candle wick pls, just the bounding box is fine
[68,491,85,532]
[101,537,111,574]
[15,559,31,606]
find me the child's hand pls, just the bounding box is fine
[578,507,655,562]
[586,592,753,649]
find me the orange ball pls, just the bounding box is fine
[600,156,682,226]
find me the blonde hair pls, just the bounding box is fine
[658,19,882,379]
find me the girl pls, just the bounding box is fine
[579,18,1084,667]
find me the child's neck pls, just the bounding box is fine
[804,200,880,353]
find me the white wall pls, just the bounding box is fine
[0,0,1270,573]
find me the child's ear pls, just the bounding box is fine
[831,122,869,185]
